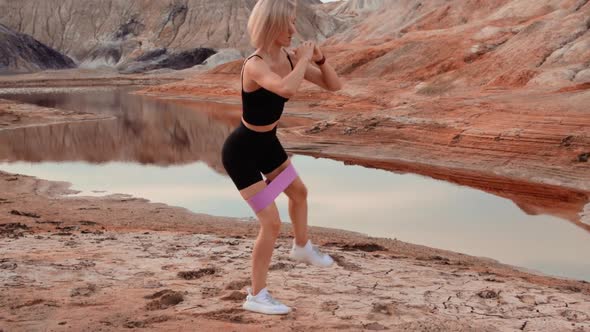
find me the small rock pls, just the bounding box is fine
[363,322,388,330]
[70,283,97,297]
[0,262,17,270]
[561,285,582,293]
[56,225,79,232]
[10,210,40,218]
[560,135,574,147]
[343,127,357,135]
[477,289,499,299]
[145,291,184,310]
[372,302,393,315]
[220,291,246,301]
[269,262,295,271]
[0,222,31,238]
[225,279,251,290]
[79,220,98,226]
[177,267,217,280]
[561,310,589,322]
[331,242,386,252]
[321,300,339,312]
[144,289,176,299]
[516,294,536,305]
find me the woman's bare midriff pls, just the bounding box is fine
[241,117,279,132]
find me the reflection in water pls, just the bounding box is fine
[0,88,589,281]
[0,89,309,168]
[0,89,237,171]
[1,88,135,115]
[306,154,590,234]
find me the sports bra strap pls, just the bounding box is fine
[284,49,294,70]
[241,54,263,90]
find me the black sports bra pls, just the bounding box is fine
[241,50,294,126]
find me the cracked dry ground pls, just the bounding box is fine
[1,226,589,331]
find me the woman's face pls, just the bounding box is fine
[276,13,297,47]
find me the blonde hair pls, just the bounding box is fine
[247,0,297,50]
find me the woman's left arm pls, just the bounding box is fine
[291,44,343,91]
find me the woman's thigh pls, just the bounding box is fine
[221,127,264,192]
[257,135,289,177]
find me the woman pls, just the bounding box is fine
[221,0,343,315]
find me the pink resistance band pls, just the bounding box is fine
[247,163,298,213]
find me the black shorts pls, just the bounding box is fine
[221,122,289,190]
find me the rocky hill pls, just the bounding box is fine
[323,0,590,90]
[1,0,588,89]
[0,24,75,74]
[0,0,338,69]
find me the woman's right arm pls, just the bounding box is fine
[245,41,314,99]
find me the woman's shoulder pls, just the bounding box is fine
[246,52,264,62]
[243,53,270,81]
[244,53,265,70]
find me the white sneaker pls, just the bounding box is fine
[289,239,334,267]
[242,287,291,315]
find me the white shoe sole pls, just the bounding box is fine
[289,251,334,267]
[242,301,291,315]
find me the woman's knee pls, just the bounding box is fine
[257,204,282,237]
[287,180,307,202]
[259,218,282,238]
[265,220,282,236]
